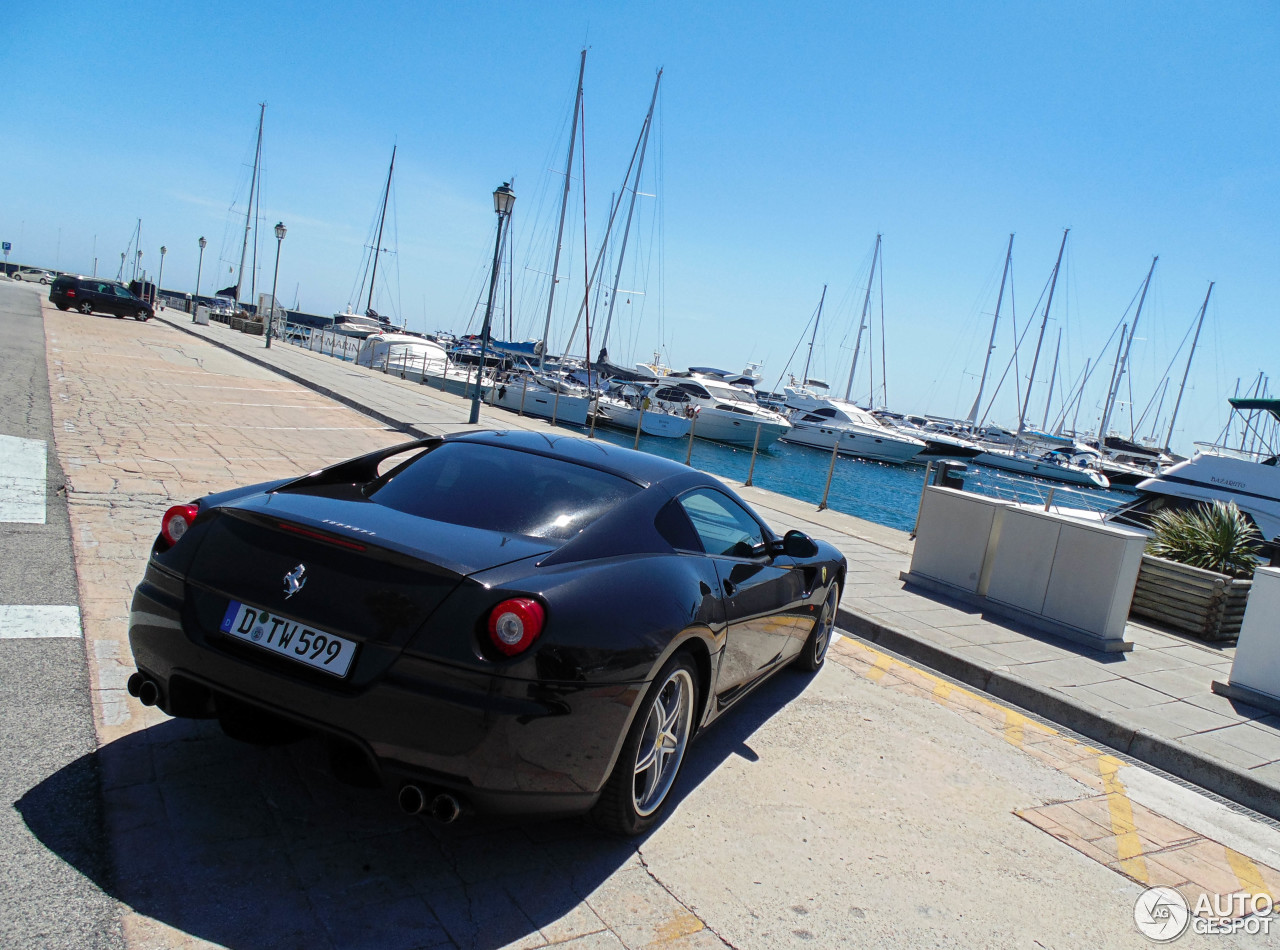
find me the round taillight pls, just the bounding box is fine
[161,504,199,546]
[487,598,546,657]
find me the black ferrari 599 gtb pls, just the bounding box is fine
[127,430,846,834]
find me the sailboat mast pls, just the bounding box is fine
[365,145,397,317]
[236,103,266,307]
[800,285,827,386]
[1071,358,1091,433]
[844,233,881,402]
[599,68,662,359]
[1040,328,1061,431]
[967,234,1014,424]
[1016,228,1069,444]
[539,50,587,370]
[1164,281,1214,453]
[1097,255,1157,445]
[1099,324,1127,444]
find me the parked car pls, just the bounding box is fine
[127,431,846,834]
[49,276,153,320]
[12,267,55,284]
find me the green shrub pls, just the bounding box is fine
[1146,500,1262,578]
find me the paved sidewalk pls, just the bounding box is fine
[44,301,1270,949]
[161,309,1280,824]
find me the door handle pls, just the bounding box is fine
[722,579,736,596]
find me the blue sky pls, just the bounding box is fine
[5,1,1276,453]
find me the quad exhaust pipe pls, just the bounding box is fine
[398,784,464,824]
[127,672,160,707]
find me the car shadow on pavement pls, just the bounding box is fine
[16,666,814,949]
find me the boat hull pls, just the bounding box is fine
[485,380,591,427]
[974,451,1111,488]
[783,423,925,464]
[595,404,691,439]
[690,410,789,448]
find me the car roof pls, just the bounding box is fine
[446,429,694,489]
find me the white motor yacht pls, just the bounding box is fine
[781,386,926,464]
[648,373,791,448]
[1108,398,1280,540]
[355,333,448,377]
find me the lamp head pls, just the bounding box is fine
[198,236,207,249]
[275,222,287,241]
[492,182,516,216]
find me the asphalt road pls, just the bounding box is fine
[0,279,121,949]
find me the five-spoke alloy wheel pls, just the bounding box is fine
[590,652,698,835]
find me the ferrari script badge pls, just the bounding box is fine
[283,564,307,600]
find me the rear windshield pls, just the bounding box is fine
[367,442,640,542]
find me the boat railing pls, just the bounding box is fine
[1191,441,1275,463]
[279,323,361,362]
[959,466,1126,517]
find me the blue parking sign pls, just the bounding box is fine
[1,242,10,252]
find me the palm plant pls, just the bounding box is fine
[1146,500,1262,578]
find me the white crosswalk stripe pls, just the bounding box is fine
[0,604,83,639]
[0,434,47,523]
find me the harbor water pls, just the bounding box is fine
[588,423,1132,532]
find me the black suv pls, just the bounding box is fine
[49,276,153,320]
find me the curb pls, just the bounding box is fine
[155,313,435,440]
[836,604,1280,824]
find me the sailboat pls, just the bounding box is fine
[775,282,925,463]
[212,103,266,314]
[334,146,400,338]
[972,229,1112,489]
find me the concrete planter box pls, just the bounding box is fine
[1129,554,1251,642]
[1213,567,1280,713]
[241,321,264,336]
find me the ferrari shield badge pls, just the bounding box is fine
[283,564,307,599]
[821,566,827,584]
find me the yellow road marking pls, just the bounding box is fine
[867,653,896,682]
[1226,846,1267,896]
[1002,709,1027,748]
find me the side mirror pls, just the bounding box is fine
[781,529,819,559]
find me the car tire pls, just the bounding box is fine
[78,301,93,315]
[136,309,150,321]
[795,582,840,673]
[589,651,698,836]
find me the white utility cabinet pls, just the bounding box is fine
[194,305,210,326]
[908,487,1009,595]
[1215,567,1280,714]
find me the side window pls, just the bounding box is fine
[677,489,765,558]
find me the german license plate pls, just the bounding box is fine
[219,601,357,678]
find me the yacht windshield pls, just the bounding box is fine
[704,382,755,404]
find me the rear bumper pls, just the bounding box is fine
[128,579,644,817]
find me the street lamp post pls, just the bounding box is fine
[157,246,167,310]
[135,249,143,284]
[266,222,286,349]
[468,183,516,425]
[193,236,207,321]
